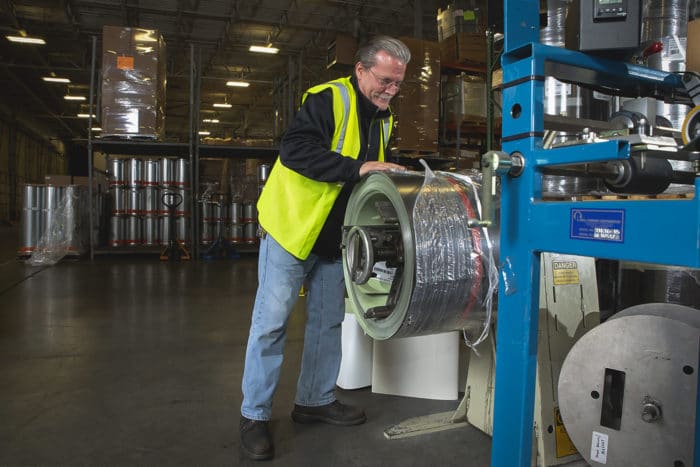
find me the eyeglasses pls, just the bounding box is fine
[365,67,403,90]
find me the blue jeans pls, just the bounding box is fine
[241,234,346,421]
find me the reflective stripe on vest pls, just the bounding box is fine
[257,77,392,259]
[328,82,350,153]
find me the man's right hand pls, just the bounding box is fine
[359,161,407,177]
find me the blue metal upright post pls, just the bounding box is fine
[491,1,700,466]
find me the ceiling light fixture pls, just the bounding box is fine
[91,127,102,131]
[64,95,86,101]
[198,131,211,136]
[213,103,232,108]
[77,113,97,118]
[226,81,250,87]
[249,45,279,54]
[42,76,70,83]
[202,119,220,123]
[6,35,45,45]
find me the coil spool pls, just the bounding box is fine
[558,303,700,467]
[342,170,497,341]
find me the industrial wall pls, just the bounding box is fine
[0,119,67,223]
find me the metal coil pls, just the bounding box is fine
[160,157,175,187]
[343,171,497,341]
[642,0,689,130]
[110,216,125,247]
[20,184,45,253]
[127,158,143,187]
[175,158,189,187]
[229,202,243,224]
[109,159,126,187]
[143,216,159,246]
[143,159,160,187]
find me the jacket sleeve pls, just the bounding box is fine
[279,89,364,183]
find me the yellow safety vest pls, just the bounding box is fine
[257,77,393,259]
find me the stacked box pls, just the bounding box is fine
[688,20,699,73]
[439,32,487,66]
[101,26,166,139]
[327,34,358,69]
[391,38,441,153]
[437,4,483,41]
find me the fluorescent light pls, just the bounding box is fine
[6,35,45,45]
[77,113,96,118]
[42,76,70,83]
[64,95,86,101]
[202,119,220,123]
[198,131,211,136]
[91,127,102,131]
[226,81,250,87]
[213,103,232,108]
[249,45,279,54]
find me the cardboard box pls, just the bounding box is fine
[440,32,487,66]
[688,19,700,73]
[327,34,357,69]
[391,38,441,153]
[392,81,440,152]
[101,26,167,139]
[44,174,107,192]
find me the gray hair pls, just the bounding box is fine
[356,36,411,68]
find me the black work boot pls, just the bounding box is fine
[291,400,366,426]
[240,416,274,460]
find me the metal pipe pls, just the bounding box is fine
[88,35,96,260]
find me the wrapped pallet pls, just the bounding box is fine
[391,37,441,153]
[101,26,166,139]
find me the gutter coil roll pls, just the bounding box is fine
[343,168,497,344]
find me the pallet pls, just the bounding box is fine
[393,149,440,159]
[544,191,695,201]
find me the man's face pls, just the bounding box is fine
[356,50,407,111]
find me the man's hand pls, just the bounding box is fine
[359,161,407,177]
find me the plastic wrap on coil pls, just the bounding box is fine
[618,262,700,309]
[27,186,90,266]
[409,162,498,348]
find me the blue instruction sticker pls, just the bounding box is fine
[570,208,625,242]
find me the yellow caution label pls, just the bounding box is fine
[554,407,578,458]
[552,261,580,285]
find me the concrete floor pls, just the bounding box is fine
[0,225,492,466]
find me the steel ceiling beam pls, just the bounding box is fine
[1,62,80,138]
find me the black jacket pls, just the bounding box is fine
[279,75,392,259]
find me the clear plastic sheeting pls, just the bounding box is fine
[27,186,90,266]
[409,163,498,347]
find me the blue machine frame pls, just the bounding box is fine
[491,1,700,465]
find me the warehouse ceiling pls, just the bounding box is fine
[0,0,444,149]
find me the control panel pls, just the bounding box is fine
[593,0,628,21]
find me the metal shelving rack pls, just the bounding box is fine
[86,40,278,260]
[490,1,699,466]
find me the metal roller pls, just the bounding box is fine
[342,171,497,340]
[558,302,700,467]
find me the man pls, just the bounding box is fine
[240,36,410,461]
